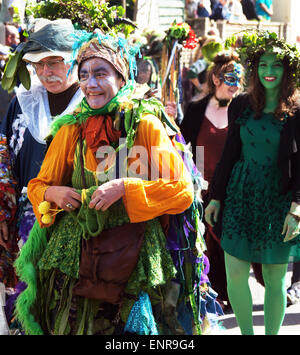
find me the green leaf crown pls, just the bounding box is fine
[225,30,300,88]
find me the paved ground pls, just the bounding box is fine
[2,265,299,336]
[215,263,300,335]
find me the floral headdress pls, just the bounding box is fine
[225,30,300,87]
[164,21,198,49]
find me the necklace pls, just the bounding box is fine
[214,95,231,108]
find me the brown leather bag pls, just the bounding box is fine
[72,222,145,304]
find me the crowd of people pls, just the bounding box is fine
[0,0,299,337]
[186,0,272,22]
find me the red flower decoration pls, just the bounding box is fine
[184,29,198,49]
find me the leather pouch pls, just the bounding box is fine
[72,222,145,304]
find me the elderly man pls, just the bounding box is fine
[0,19,83,333]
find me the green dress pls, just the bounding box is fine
[221,109,300,264]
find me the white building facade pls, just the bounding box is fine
[271,0,300,48]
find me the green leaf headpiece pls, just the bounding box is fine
[225,30,300,88]
[1,22,76,93]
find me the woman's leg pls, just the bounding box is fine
[224,251,254,335]
[262,263,288,335]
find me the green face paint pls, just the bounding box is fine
[258,52,284,90]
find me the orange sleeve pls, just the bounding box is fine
[27,124,79,227]
[123,114,194,223]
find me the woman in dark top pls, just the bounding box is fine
[180,51,243,307]
[205,32,300,335]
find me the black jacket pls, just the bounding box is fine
[210,93,300,204]
[180,94,212,162]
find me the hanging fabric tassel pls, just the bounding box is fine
[189,292,202,335]
[124,291,159,335]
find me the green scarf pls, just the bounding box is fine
[50,81,135,137]
[50,80,178,149]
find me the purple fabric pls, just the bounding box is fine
[200,254,210,284]
[166,214,202,268]
[19,211,35,244]
[5,281,27,321]
[18,202,35,244]
[5,197,34,321]
[175,133,200,177]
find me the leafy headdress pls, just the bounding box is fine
[201,40,224,63]
[225,30,300,88]
[1,20,76,93]
[1,1,137,94]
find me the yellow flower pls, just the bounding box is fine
[119,101,134,111]
[38,201,51,215]
[41,213,53,225]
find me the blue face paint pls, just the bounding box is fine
[220,63,243,87]
[222,72,241,87]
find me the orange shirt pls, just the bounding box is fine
[28,114,194,227]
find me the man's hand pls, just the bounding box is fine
[283,202,300,242]
[205,199,221,227]
[89,179,125,211]
[44,186,82,212]
[165,101,177,119]
[282,214,300,243]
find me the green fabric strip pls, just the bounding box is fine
[14,221,50,335]
[53,275,70,334]
[74,187,109,239]
[58,279,76,335]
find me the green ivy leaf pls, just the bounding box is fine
[117,5,125,16]
[25,0,133,36]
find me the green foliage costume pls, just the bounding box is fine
[14,29,216,335]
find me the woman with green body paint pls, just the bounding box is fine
[205,33,300,335]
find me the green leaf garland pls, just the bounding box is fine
[225,30,300,88]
